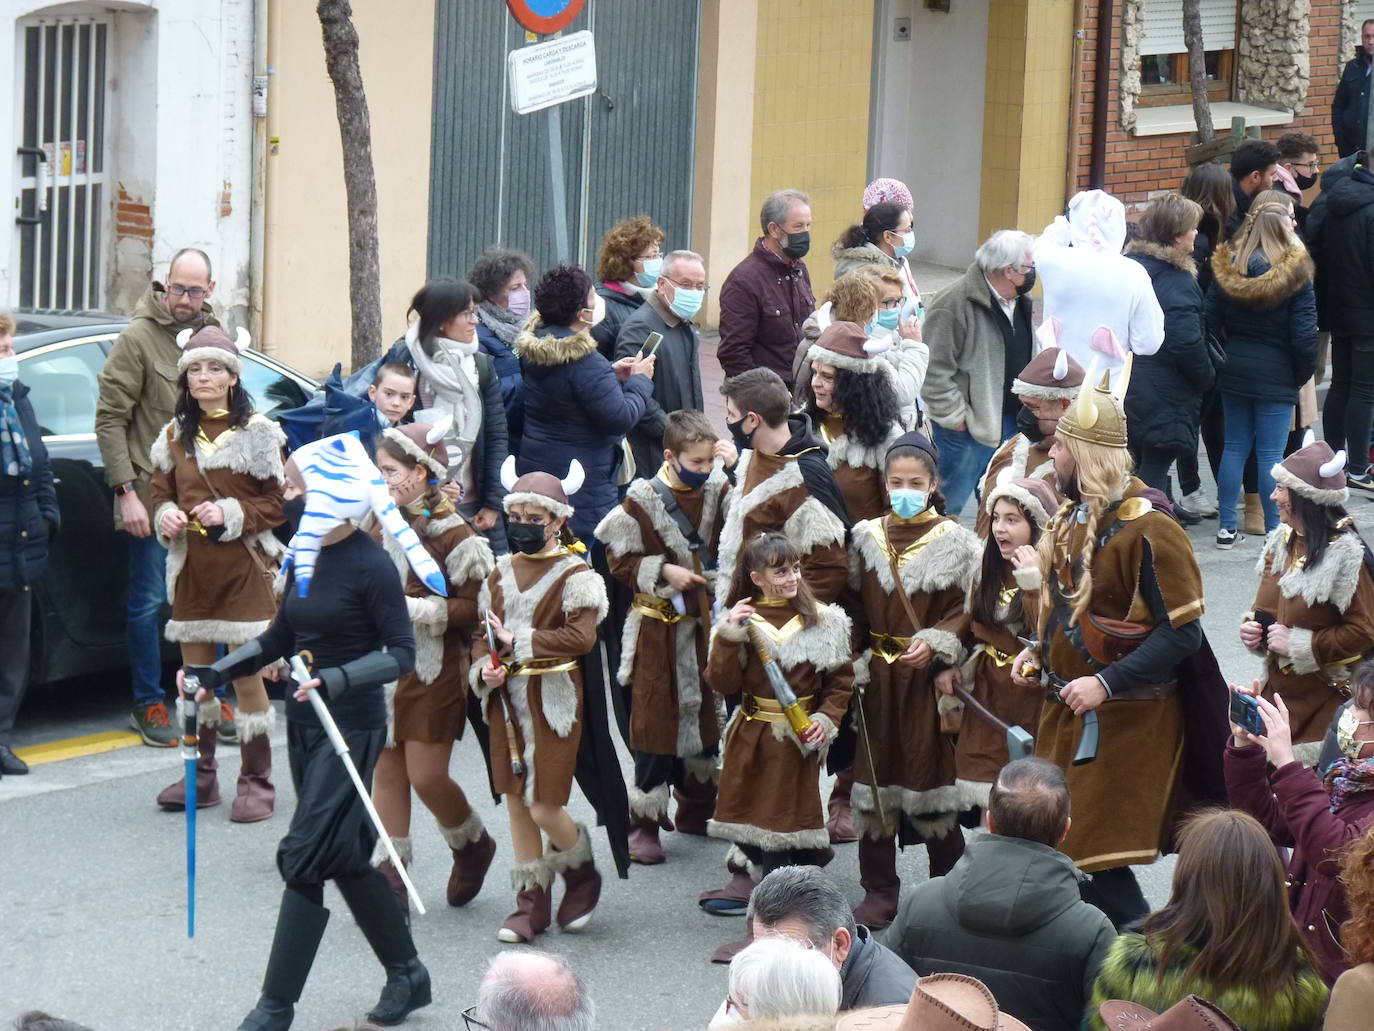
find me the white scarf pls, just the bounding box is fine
[410,334,481,470]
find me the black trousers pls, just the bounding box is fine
[1079,865,1149,931]
[633,748,717,793]
[0,588,31,744]
[736,842,834,876]
[1323,334,1374,473]
[1133,446,1183,500]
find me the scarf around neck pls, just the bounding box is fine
[0,385,33,477]
[1323,754,1374,811]
[410,335,481,472]
[477,301,523,347]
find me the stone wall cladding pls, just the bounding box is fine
[1237,0,1312,111]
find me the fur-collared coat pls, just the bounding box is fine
[973,432,1058,538]
[848,510,981,838]
[595,467,730,776]
[705,599,854,851]
[150,413,285,644]
[715,447,848,607]
[1207,244,1317,406]
[365,505,493,746]
[818,413,905,523]
[470,548,608,807]
[1252,525,1374,756]
[515,320,652,536]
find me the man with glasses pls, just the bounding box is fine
[96,248,225,747]
[468,950,594,1031]
[1275,131,1322,231]
[613,249,709,477]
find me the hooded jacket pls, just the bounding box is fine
[881,833,1117,1031]
[839,926,919,1010]
[516,320,651,537]
[1306,166,1374,336]
[1332,49,1372,159]
[0,379,59,589]
[1123,242,1214,453]
[1206,245,1317,405]
[612,290,704,478]
[94,284,218,520]
[591,281,647,360]
[832,241,899,281]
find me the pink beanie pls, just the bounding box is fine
[863,178,913,212]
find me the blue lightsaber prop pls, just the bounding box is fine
[180,678,200,938]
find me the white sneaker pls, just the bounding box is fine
[1216,528,1244,550]
[1181,490,1218,517]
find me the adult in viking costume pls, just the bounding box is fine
[1011,362,1228,930]
[1242,437,1374,763]
[847,432,981,929]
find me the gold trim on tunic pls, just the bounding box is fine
[869,511,953,565]
[506,657,580,676]
[749,612,804,646]
[632,593,686,623]
[870,631,914,663]
[743,692,816,723]
[980,643,1016,667]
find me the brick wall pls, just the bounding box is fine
[114,185,152,243]
[1072,0,1347,210]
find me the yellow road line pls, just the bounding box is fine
[14,730,145,766]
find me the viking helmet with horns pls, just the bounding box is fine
[1055,355,1132,450]
[500,456,585,520]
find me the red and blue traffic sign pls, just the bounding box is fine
[505,0,586,34]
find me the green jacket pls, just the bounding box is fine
[95,284,217,520]
[1084,933,1328,1031]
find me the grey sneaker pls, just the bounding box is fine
[129,702,179,747]
[1215,528,1244,551]
[215,700,239,744]
[1181,490,1217,517]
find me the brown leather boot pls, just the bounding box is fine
[156,707,221,810]
[374,836,412,922]
[699,846,759,915]
[439,814,496,907]
[551,824,601,932]
[925,823,966,878]
[710,920,755,964]
[628,816,665,865]
[231,710,276,823]
[826,768,859,844]
[853,834,901,930]
[673,766,717,836]
[498,858,553,944]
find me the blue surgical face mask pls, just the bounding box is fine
[890,488,928,519]
[0,356,17,389]
[864,315,880,335]
[890,230,916,260]
[876,308,901,331]
[669,286,705,321]
[636,257,664,288]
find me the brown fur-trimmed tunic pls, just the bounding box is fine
[1253,525,1374,753]
[818,414,904,523]
[973,433,1058,538]
[149,413,284,644]
[848,510,981,838]
[595,465,730,759]
[705,601,854,851]
[470,548,608,806]
[365,505,494,745]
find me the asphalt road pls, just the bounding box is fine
[7,480,1373,1031]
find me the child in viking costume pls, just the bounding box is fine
[183,432,438,1030]
[973,331,1084,536]
[938,473,1057,816]
[702,531,855,962]
[150,326,285,822]
[366,417,498,916]
[1011,360,1228,931]
[1240,437,1374,763]
[474,458,611,944]
[595,409,731,864]
[847,432,981,929]
[799,320,906,522]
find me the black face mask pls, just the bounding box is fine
[780,231,811,260]
[1294,171,1318,190]
[1016,404,1046,444]
[727,416,755,454]
[507,522,550,556]
[1014,268,1037,296]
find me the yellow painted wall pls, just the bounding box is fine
[262,1,435,377]
[749,0,875,302]
[978,0,1074,242]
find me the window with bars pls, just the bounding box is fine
[1137,0,1239,108]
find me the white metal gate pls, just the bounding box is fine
[13,14,110,310]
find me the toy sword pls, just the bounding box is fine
[180,674,200,938]
[484,612,526,778]
[745,621,813,738]
[1017,635,1097,765]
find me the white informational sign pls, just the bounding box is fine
[507,30,597,115]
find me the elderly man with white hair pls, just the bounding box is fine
[920,228,1038,516]
[717,937,842,1027]
[1032,188,1164,386]
[471,950,595,1031]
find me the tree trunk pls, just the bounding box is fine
[1182,0,1214,142]
[317,0,383,371]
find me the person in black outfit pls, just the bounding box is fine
[1332,22,1374,159]
[1225,139,1281,238]
[183,436,435,1030]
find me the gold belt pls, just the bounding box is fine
[870,631,912,664]
[980,643,1015,667]
[743,692,815,723]
[506,657,580,677]
[632,592,687,624]
[1279,652,1362,687]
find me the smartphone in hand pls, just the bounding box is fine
[1229,690,1265,736]
[641,331,664,359]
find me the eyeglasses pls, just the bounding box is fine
[456,308,480,322]
[167,284,208,300]
[1290,161,1319,172]
[461,1005,491,1029]
[665,277,708,292]
[638,249,663,261]
[878,298,902,310]
[1012,264,1035,275]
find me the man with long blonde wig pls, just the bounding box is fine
[1011,359,1228,931]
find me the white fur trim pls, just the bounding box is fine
[771,605,854,674]
[237,706,276,742]
[1286,626,1320,675]
[513,626,536,664]
[547,823,594,873]
[153,500,182,547]
[178,345,243,375]
[1013,565,1043,591]
[716,451,804,606]
[562,568,609,621]
[150,426,175,473]
[437,810,486,849]
[509,854,555,892]
[984,481,1053,529]
[809,712,838,751]
[782,497,847,554]
[217,496,245,541]
[852,782,962,838]
[825,423,905,474]
[1010,378,1078,401]
[371,835,413,869]
[446,532,496,585]
[684,754,721,784]
[164,617,271,645]
[382,426,447,479]
[635,554,667,595]
[707,819,832,852]
[503,491,574,520]
[197,699,222,727]
[629,783,672,821]
[1260,526,1366,612]
[723,844,763,881]
[384,680,397,747]
[405,593,448,632]
[851,517,982,597]
[593,504,645,557]
[914,627,966,667]
[1292,740,1323,767]
[538,670,580,738]
[1272,463,1349,506]
[954,778,993,812]
[713,616,750,643]
[806,344,886,374]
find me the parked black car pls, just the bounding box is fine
[15,311,317,685]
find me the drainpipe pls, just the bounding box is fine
[249,0,268,348]
[1065,0,1087,203]
[1089,0,1114,189]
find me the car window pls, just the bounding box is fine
[239,355,310,421]
[19,341,106,437]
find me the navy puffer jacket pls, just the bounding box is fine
[1,380,60,589]
[1206,244,1317,405]
[516,321,651,537]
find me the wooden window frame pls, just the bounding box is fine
[1137,49,1234,108]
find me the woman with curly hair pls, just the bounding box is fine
[1085,809,1328,1031]
[591,214,665,359]
[798,321,905,521]
[468,247,535,450]
[1328,827,1374,1029]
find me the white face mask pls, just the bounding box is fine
[0,355,17,389]
[1337,706,1374,761]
